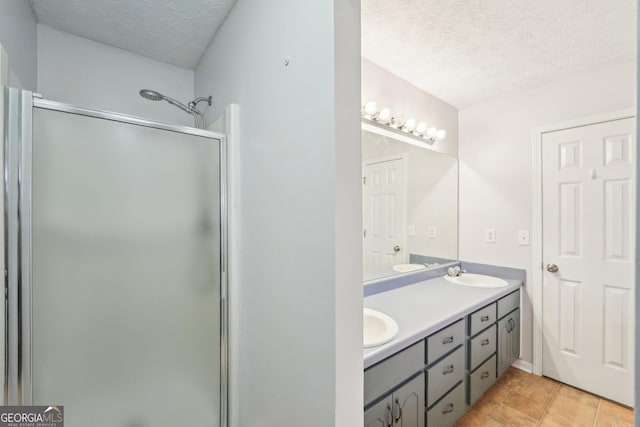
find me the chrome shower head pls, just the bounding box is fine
[139,89,164,101]
[138,88,209,129]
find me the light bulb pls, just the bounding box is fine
[415,122,427,135]
[378,108,392,123]
[404,118,417,132]
[390,115,405,128]
[436,129,447,141]
[426,127,438,139]
[364,101,378,117]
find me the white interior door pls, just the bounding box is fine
[541,117,635,406]
[363,158,406,270]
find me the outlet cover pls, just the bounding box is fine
[484,228,496,243]
[428,226,437,238]
[518,229,530,246]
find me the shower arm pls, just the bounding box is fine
[164,95,205,129]
[188,96,212,111]
[161,95,195,114]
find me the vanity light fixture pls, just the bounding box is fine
[361,101,447,143]
[378,108,392,124]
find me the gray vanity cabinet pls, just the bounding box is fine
[365,397,392,427]
[364,374,425,427]
[364,286,522,427]
[364,342,425,427]
[496,289,520,377]
[394,375,426,427]
[497,308,520,376]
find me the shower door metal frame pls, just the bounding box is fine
[3,87,229,426]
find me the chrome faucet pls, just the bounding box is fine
[447,266,465,277]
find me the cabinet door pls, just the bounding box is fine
[365,397,392,427]
[497,315,511,376]
[497,309,521,376]
[393,374,425,427]
[510,309,520,363]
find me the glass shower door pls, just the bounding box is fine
[22,104,223,426]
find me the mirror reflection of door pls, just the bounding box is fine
[362,128,459,281]
[363,156,407,270]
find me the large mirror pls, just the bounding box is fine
[362,124,458,281]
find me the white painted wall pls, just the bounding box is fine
[362,59,459,156]
[37,24,195,126]
[459,61,636,365]
[195,0,362,426]
[0,1,37,90]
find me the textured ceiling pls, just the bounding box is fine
[362,0,637,108]
[30,0,236,69]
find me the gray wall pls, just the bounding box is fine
[459,60,636,367]
[195,0,362,425]
[37,24,195,126]
[0,0,37,89]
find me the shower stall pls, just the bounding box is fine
[2,88,228,427]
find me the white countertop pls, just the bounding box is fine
[363,275,522,369]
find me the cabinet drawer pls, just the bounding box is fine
[468,324,496,370]
[468,303,496,336]
[468,354,497,405]
[364,341,424,406]
[498,289,520,318]
[427,345,465,407]
[427,319,464,364]
[427,382,466,427]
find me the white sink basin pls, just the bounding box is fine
[392,264,426,273]
[444,273,508,288]
[363,308,399,348]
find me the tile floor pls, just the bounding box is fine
[453,367,634,426]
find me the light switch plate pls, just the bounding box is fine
[518,229,530,245]
[428,226,437,238]
[484,228,496,243]
[408,225,416,236]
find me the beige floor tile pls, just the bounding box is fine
[539,411,593,427]
[502,390,549,420]
[547,393,598,425]
[472,382,510,417]
[557,384,600,407]
[487,404,537,427]
[595,411,634,427]
[510,374,560,404]
[494,367,527,389]
[598,399,634,423]
[452,369,635,427]
[453,407,487,427]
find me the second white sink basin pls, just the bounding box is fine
[363,308,399,348]
[392,264,426,273]
[444,273,508,288]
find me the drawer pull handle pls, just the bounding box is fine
[442,336,455,344]
[481,315,490,321]
[481,371,490,379]
[442,364,455,374]
[385,403,393,426]
[393,398,402,422]
[481,339,490,346]
[442,403,454,414]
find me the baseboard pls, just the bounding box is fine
[512,359,533,374]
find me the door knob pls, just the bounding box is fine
[546,263,559,273]
[393,245,401,253]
